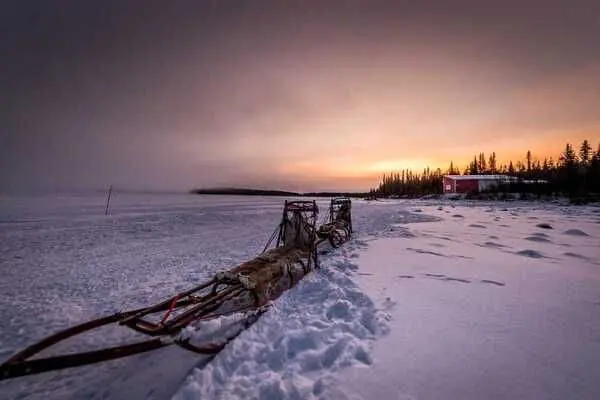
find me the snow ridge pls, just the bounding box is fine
[173,243,391,400]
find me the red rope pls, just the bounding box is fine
[159,295,179,326]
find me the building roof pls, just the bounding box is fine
[444,174,517,181]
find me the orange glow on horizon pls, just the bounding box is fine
[270,125,599,191]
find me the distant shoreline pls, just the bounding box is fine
[190,189,599,204]
[189,188,368,198]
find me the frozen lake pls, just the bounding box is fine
[1,193,599,399]
[0,193,398,399]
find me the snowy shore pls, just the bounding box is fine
[0,194,598,399]
[334,204,600,400]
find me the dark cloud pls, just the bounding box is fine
[1,1,599,193]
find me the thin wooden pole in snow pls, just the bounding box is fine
[105,185,113,216]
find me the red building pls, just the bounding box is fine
[443,175,518,193]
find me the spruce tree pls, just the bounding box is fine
[580,140,592,164]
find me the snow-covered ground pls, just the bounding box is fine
[335,204,600,400]
[0,193,599,399]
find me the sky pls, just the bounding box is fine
[1,0,599,193]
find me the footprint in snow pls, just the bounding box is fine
[563,229,589,237]
[382,297,397,310]
[424,273,470,283]
[332,260,359,271]
[516,249,545,258]
[397,275,414,279]
[525,235,552,243]
[479,241,505,248]
[438,236,454,241]
[536,223,553,229]
[488,235,499,239]
[469,224,486,228]
[564,252,590,260]
[407,247,445,257]
[530,232,549,237]
[326,300,353,320]
[444,277,470,283]
[480,279,505,287]
[452,214,464,218]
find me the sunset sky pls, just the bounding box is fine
[1,1,599,193]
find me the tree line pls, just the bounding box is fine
[373,139,600,199]
[374,168,444,197]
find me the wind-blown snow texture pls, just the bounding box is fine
[1,194,599,399]
[335,203,600,400]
